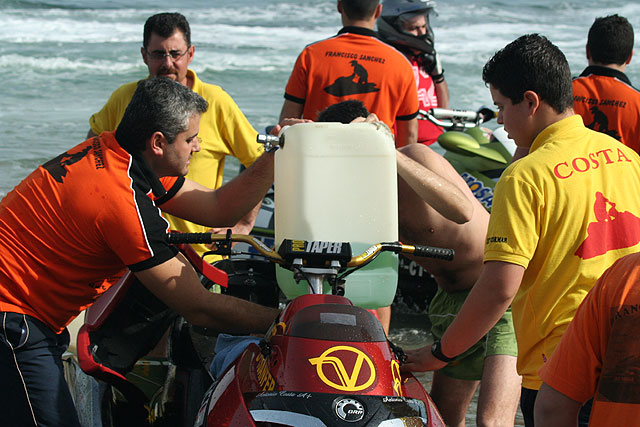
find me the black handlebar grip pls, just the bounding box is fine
[166,232,213,245]
[413,245,455,261]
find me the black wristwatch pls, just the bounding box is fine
[431,340,456,363]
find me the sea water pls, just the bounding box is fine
[2,1,640,425]
[2,0,640,200]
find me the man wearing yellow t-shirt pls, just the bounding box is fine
[401,34,640,427]
[88,13,263,257]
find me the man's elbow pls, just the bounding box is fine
[534,383,582,426]
[449,200,474,225]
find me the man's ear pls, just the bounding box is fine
[585,45,591,62]
[626,49,633,65]
[141,46,149,66]
[337,0,342,14]
[186,44,195,66]
[374,3,382,19]
[148,131,166,156]
[523,90,541,115]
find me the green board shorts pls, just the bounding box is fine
[429,287,517,381]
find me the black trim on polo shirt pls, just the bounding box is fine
[578,65,634,87]
[155,176,185,206]
[127,245,179,272]
[337,26,378,38]
[131,153,167,199]
[284,93,305,104]
[124,150,180,270]
[397,110,419,121]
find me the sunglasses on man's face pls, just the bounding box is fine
[145,48,189,61]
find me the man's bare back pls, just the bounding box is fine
[397,143,489,292]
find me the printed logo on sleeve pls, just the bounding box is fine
[486,236,508,245]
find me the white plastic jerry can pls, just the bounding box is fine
[274,121,399,308]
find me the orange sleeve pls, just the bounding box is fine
[284,50,309,104]
[396,59,419,120]
[538,264,613,403]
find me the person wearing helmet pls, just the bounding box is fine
[279,0,419,148]
[378,0,450,145]
[381,5,522,425]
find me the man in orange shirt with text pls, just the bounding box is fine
[279,0,419,147]
[573,14,640,153]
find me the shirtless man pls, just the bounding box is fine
[318,100,521,427]
[398,144,520,427]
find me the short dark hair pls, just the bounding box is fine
[482,34,573,114]
[341,0,379,21]
[317,100,370,123]
[588,15,634,65]
[115,77,208,152]
[143,12,191,49]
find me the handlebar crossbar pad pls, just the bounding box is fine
[278,239,352,266]
[413,245,454,261]
[166,232,213,245]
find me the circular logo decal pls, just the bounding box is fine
[334,398,365,422]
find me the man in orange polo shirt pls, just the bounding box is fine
[279,0,419,147]
[573,14,640,153]
[536,252,640,425]
[0,77,278,426]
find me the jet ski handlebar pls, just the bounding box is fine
[166,232,454,270]
[419,107,496,130]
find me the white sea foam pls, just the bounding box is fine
[1,0,640,195]
[0,9,143,43]
[194,24,331,52]
[0,53,142,73]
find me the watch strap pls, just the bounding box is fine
[431,340,456,362]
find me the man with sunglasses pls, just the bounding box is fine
[88,13,263,257]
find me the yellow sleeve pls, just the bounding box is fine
[484,174,542,269]
[89,81,140,134]
[218,89,262,167]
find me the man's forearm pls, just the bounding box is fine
[137,253,279,335]
[396,118,418,146]
[160,151,274,228]
[435,80,450,109]
[402,261,523,373]
[206,292,280,334]
[232,202,261,234]
[279,99,304,123]
[396,149,472,224]
[440,261,523,357]
[215,151,275,225]
[210,201,261,236]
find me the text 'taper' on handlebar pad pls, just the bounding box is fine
[278,239,352,267]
